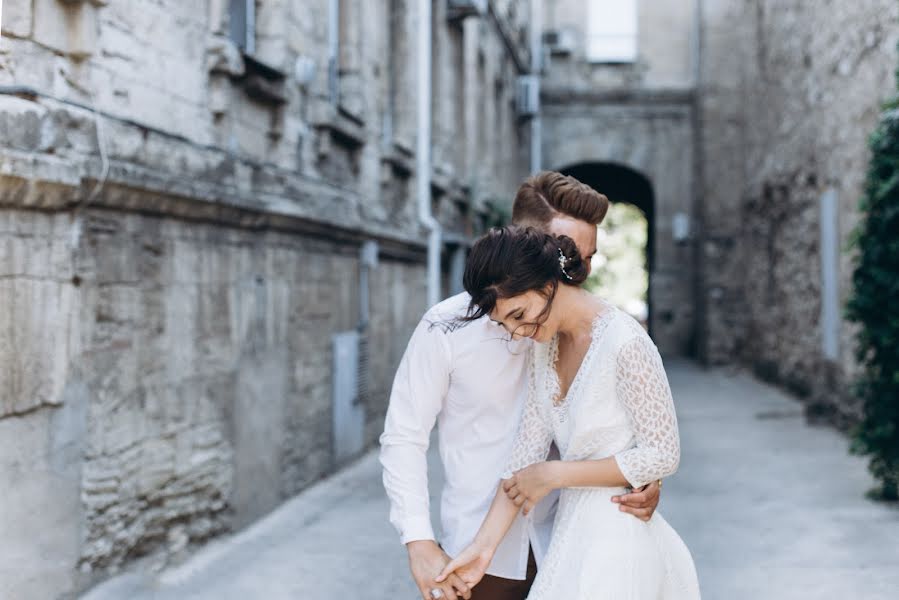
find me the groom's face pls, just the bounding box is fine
[546,215,598,277]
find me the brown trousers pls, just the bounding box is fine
[468,547,537,600]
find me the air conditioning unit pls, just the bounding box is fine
[543,28,576,56]
[516,75,540,118]
[447,0,487,22]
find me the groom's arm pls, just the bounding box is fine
[380,316,472,599]
[379,316,452,545]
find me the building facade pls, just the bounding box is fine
[0,1,533,597]
[541,0,899,426]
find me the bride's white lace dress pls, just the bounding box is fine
[505,305,701,599]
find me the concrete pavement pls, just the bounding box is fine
[83,361,899,599]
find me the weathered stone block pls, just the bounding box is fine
[0,276,76,417]
[33,0,100,58]
[1,0,33,38]
[137,437,177,494]
[3,97,72,155]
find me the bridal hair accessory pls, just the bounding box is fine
[558,247,574,281]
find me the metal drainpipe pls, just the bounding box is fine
[328,0,340,105]
[530,0,543,174]
[417,0,441,308]
[692,0,702,86]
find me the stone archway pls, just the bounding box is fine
[560,162,655,334]
[542,93,695,356]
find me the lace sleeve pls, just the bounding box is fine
[501,346,553,479]
[613,334,681,489]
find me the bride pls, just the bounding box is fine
[435,226,701,599]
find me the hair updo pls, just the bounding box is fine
[462,226,589,324]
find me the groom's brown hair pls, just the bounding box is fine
[511,171,609,227]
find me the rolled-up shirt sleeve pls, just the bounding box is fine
[379,316,452,545]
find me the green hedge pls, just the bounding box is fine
[847,91,899,501]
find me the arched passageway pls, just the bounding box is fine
[543,96,695,356]
[560,163,655,332]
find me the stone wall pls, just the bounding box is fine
[0,1,533,597]
[0,203,427,599]
[697,0,899,424]
[0,211,84,600]
[693,0,757,364]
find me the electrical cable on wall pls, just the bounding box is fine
[69,77,111,253]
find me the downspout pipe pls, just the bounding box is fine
[530,0,543,174]
[691,0,706,358]
[692,0,702,87]
[417,0,441,308]
[328,0,339,104]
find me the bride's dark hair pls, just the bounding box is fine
[461,226,589,328]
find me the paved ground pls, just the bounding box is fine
[83,361,899,600]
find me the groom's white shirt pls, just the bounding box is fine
[380,292,556,580]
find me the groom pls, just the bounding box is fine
[380,172,662,600]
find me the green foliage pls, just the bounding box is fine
[847,97,899,501]
[482,198,512,230]
[587,203,648,320]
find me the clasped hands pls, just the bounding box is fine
[431,462,558,593]
[433,462,662,594]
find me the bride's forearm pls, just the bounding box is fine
[473,484,521,551]
[549,457,631,489]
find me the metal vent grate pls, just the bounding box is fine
[516,75,540,117]
[356,331,371,410]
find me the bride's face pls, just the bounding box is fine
[490,289,558,343]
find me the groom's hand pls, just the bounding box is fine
[611,479,661,521]
[407,540,472,600]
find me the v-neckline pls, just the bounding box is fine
[548,304,616,408]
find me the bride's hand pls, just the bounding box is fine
[504,462,559,515]
[434,542,493,588]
